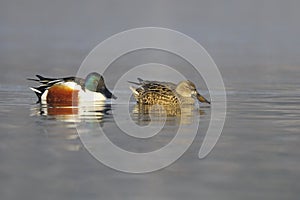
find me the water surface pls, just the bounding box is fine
[0,83,299,200]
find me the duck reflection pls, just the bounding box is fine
[30,102,112,153]
[131,104,206,125]
[31,101,112,123]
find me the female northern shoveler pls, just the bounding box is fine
[129,78,210,106]
[28,72,116,104]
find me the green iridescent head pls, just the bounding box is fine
[84,72,104,92]
[84,72,117,99]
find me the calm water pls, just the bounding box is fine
[1,0,300,199]
[0,83,299,200]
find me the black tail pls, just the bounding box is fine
[29,86,48,103]
[27,75,60,103]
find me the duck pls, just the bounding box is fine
[129,78,210,106]
[28,72,116,104]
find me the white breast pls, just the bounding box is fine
[78,89,106,101]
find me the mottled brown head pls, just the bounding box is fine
[175,80,210,104]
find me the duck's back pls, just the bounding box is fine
[134,82,179,106]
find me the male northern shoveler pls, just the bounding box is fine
[129,78,210,106]
[28,72,116,104]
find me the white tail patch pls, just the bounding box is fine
[30,87,42,94]
[41,90,49,102]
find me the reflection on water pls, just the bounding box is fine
[28,99,209,155]
[2,85,300,200]
[29,102,114,153]
[30,102,112,123]
[131,103,207,125]
[30,100,207,126]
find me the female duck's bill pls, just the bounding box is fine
[28,72,116,104]
[129,78,210,106]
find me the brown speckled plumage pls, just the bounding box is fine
[129,78,210,106]
[134,82,179,106]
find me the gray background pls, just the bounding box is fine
[1,0,299,86]
[1,1,300,200]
